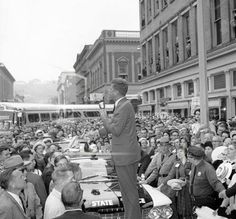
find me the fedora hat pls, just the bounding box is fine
[216,162,232,183]
[211,146,227,162]
[3,155,31,169]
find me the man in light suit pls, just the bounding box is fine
[0,168,29,219]
[99,78,142,219]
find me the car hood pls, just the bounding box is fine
[71,156,172,210]
[80,177,120,209]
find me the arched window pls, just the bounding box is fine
[117,57,129,80]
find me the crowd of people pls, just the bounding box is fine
[0,107,236,218]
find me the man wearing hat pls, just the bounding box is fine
[0,166,28,219]
[0,155,42,219]
[188,146,225,210]
[143,136,176,188]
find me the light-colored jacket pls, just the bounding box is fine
[0,191,29,219]
[22,182,43,219]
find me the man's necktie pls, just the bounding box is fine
[190,166,196,195]
[19,193,26,213]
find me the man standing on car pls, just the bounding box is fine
[98,78,142,219]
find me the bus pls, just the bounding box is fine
[0,102,114,127]
[0,104,19,132]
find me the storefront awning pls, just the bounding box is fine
[166,101,189,109]
[138,105,152,111]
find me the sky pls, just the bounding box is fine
[0,0,139,82]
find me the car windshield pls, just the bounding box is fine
[71,157,116,181]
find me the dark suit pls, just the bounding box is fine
[26,172,47,208]
[53,209,101,219]
[99,97,142,219]
[0,191,29,219]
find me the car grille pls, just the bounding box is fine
[98,207,151,219]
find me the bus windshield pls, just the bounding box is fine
[0,110,15,131]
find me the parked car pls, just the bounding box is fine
[68,150,173,219]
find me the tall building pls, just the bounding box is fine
[74,30,141,104]
[139,0,236,120]
[73,45,92,104]
[57,72,78,104]
[0,63,15,101]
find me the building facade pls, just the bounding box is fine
[57,72,78,104]
[73,45,92,103]
[0,63,15,101]
[139,0,236,120]
[74,30,142,104]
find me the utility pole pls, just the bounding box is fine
[197,0,209,125]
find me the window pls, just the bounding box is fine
[83,111,100,117]
[51,113,59,120]
[159,88,164,98]
[231,0,236,39]
[176,84,182,97]
[172,21,179,64]
[118,57,128,80]
[214,0,222,45]
[119,74,128,80]
[28,113,39,123]
[163,28,169,68]
[233,70,236,87]
[154,0,160,16]
[183,12,191,59]
[141,1,145,28]
[143,92,149,102]
[147,0,152,21]
[142,44,147,77]
[148,39,153,74]
[40,113,50,122]
[66,109,73,118]
[155,34,161,72]
[59,109,64,118]
[187,81,194,95]
[214,74,226,89]
[150,90,155,101]
[162,0,168,9]
[73,111,81,118]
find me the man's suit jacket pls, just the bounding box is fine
[99,97,141,166]
[0,191,29,219]
[53,210,101,219]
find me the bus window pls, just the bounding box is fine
[73,111,81,118]
[66,109,73,118]
[40,113,50,122]
[59,109,64,118]
[52,113,59,120]
[28,113,40,123]
[83,111,100,117]
[0,121,4,130]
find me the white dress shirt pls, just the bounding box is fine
[44,188,65,219]
[115,96,125,108]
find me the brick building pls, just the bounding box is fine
[74,30,141,104]
[57,72,78,104]
[0,63,15,101]
[139,0,236,120]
